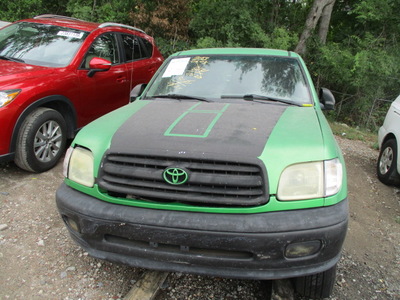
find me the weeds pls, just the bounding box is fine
[330,122,378,149]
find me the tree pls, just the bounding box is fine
[2,0,400,130]
[189,0,302,50]
[129,0,191,56]
[0,0,69,21]
[295,0,336,55]
[67,0,135,23]
[131,0,190,41]
[318,0,335,43]
[190,0,269,48]
[306,0,400,129]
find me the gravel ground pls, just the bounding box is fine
[0,136,399,299]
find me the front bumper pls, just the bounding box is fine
[56,183,348,280]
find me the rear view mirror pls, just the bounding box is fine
[87,57,111,77]
[319,88,335,110]
[130,84,147,102]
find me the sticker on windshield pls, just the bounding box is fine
[162,57,190,77]
[57,31,84,39]
[186,56,209,79]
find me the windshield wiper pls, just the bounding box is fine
[222,94,302,106]
[244,94,302,106]
[152,94,211,102]
[0,55,25,63]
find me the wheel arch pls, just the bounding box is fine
[10,95,77,153]
[381,133,397,146]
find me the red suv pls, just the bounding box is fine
[0,14,163,172]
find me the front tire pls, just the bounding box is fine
[15,108,67,173]
[377,139,400,185]
[293,264,337,299]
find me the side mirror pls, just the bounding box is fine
[130,84,147,102]
[319,88,335,110]
[87,57,111,78]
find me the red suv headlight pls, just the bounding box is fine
[0,89,21,107]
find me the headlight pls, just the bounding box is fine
[63,146,95,187]
[277,158,342,201]
[324,158,343,196]
[0,89,21,107]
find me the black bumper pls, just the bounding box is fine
[56,183,348,280]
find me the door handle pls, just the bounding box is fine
[117,76,127,83]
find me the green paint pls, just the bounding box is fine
[164,103,230,138]
[257,106,347,208]
[71,100,150,175]
[163,168,189,185]
[169,48,302,58]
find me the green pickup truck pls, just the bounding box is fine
[56,48,348,299]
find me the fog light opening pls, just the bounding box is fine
[285,240,322,258]
[63,215,81,233]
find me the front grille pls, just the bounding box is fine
[98,154,268,206]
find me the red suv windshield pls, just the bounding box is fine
[0,22,89,67]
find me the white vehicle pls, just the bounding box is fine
[377,95,400,185]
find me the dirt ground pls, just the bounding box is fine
[0,137,399,300]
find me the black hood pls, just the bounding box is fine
[109,100,287,161]
[100,100,288,206]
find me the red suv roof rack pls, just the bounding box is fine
[34,14,85,22]
[99,22,145,34]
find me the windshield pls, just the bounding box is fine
[0,22,89,67]
[145,55,312,105]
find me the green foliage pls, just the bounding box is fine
[194,37,224,49]
[66,0,135,23]
[251,0,311,33]
[66,4,93,21]
[307,27,400,131]
[268,27,298,50]
[351,0,392,24]
[0,0,69,21]
[190,0,269,48]
[155,37,190,58]
[189,0,301,50]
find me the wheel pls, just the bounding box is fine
[377,139,400,185]
[15,108,67,173]
[293,264,337,299]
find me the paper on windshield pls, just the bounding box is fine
[162,57,190,77]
